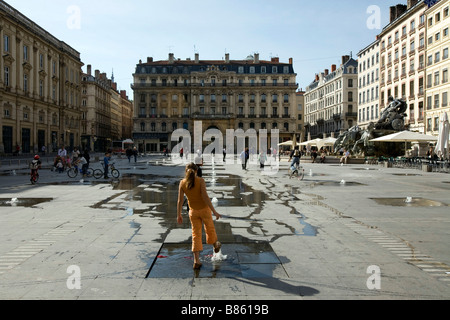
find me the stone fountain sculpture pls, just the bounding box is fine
[334,97,407,157]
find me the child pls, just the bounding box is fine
[56,160,64,173]
[30,155,42,184]
[76,155,88,176]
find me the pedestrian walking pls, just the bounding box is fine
[177,163,222,270]
[104,152,111,178]
[223,147,226,162]
[132,147,138,163]
[126,147,133,163]
[258,151,267,169]
[240,147,249,170]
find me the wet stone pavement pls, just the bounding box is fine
[0,155,450,300]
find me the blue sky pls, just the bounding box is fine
[5,0,403,94]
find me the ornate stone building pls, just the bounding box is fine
[357,39,381,130]
[424,0,449,134]
[304,55,359,139]
[131,53,298,153]
[81,66,112,152]
[379,1,428,133]
[0,1,83,154]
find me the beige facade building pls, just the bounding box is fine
[379,1,428,133]
[304,55,359,140]
[357,39,381,129]
[81,66,112,152]
[131,53,298,153]
[118,89,133,141]
[425,0,450,134]
[295,90,305,143]
[0,1,83,154]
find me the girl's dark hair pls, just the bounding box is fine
[185,163,198,190]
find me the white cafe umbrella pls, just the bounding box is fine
[278,140,294,146]
[434,112,449,159]
[300,138,322,146]
[370,131,438,156]
[317,137,337,150]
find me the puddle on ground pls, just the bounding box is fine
[0,197,53,207]
[392,173,422,176]
[309,181,367,188]
[147,242,288,279]
[370,198,448,207]
[352,168,378,171]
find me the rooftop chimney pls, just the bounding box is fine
[169,53,174,64]
[407,0,419,9]
[324,69,329,76]
[331,64,337,72]
[254,53,260,64]
[147,57,153,63]
[342,55,350,65]
[289,57,293,65]
[271,57,279,63]
[390,4,407,23]
[225,53,230,63]
[195,53,199,64]
[87,64,92,76]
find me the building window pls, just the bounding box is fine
[39,54,44,69]
[39,80,44,97]
[140,123,145,132]
[23,45,29,61]
[4,66,10,87]
[24,74,28,92]
[3,35,9,53]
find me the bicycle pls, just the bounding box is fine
[289,161,305,180]
[93,162,120,179]
[67,164,94,178]
[30,169,39,185]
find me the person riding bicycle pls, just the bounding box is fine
[289,147,301,174]
[30,155,42,184]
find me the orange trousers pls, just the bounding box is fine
[189,207,218,252]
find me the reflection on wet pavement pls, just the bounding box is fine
[370,197,448,207]
[147,242,288,279]
[0,197,53,207]
[89,171,318,279]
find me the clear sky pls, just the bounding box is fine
[4,0,404,95]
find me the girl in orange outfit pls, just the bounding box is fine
[177,163,222,269]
